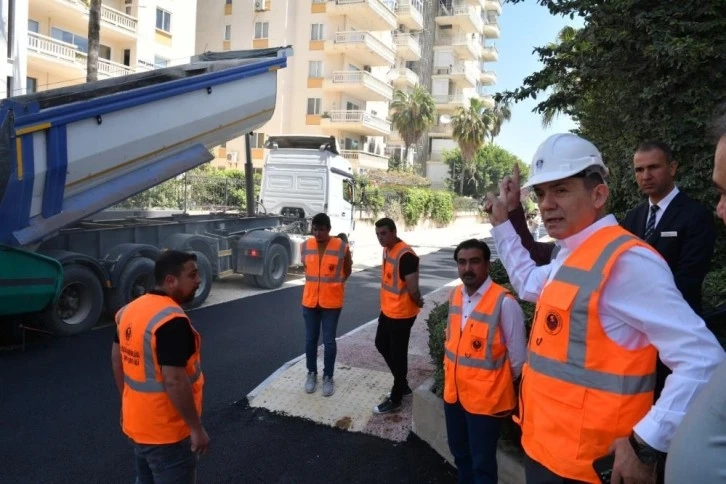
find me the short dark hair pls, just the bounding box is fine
[710,102,726,141]
[636,140,674,162]
[454,239,491,262]
[571,169,606,190]
[375,217,397,232]
[154,250,197,285]
[311,213,331,229]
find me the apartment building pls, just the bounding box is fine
[196,0,426,172]
[0,0,196,99]
[425,0,501,188]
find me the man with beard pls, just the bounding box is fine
[443,238,526,484]
[112,250,209,484]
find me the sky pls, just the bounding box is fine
[491,2,584,163]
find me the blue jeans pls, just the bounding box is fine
[444,401,503,484]
[303,306,341,378]
[132,437,198,484]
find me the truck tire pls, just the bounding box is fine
[183,251,213,310]
[108,257,155,316]
[42,264,104,336]
[255,243,289,289]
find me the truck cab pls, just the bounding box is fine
[258,135,355,243]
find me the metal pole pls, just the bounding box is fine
[244,132,255,217]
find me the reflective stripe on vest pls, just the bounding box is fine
[121,305,202,393]
[381,251,411,295]
[301,240,348,284]
[445,292,508,371]
[527,233,656,395]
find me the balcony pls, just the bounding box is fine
[429,123,454,137]
[433,64,477,88]
[485,0,503,15]
[326,31,396,66]
[326,0,398,31]
[484,19,500,38]
[321,110,392,136]
[76,53,134,78]
[481,45,499,61]
[433,94,469,111]
[393,33,421,61]
[464,0,486,7]
[388,67,420,89]
[323,70,393,102]
[435,4,484,34]
[52,0,138,39]
[435,33,481,61]
[475,90,496,108]
[395,0,424,31]
[341,150,389,171]
[479,69,496,85]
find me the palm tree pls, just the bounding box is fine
[489,100,512,139]
[451,97,494,193]
[86,0,102,82]
[389,85,436,171]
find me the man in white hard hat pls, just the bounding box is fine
[486,133,724,484]
[664,106,726,483]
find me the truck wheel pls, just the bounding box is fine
[255,243,289,289]
[183,251,213,310]
[108,257,155,316]
[42,264,104,336]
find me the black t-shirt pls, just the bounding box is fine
[398,252,419,279]
[114,290,195,367]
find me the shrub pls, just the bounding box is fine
[430,191,454,225]
[403,188,431,227]
[426,300,450,398]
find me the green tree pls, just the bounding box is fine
[499,0,726,268]
[390,85,437,171]
[451,97,494,193]
[490,99,513,139]
[444,144,529,198]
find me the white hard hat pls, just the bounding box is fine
[523,133,609,188]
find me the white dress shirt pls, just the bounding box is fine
[459,277,527,379]
[492,214,725,452]
[647,186,680,229]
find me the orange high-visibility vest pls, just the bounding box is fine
[301,237,348,309]
[518,225,658,482]
[444,282,516,415]
[115,294,204,445]
[380,240,420,319]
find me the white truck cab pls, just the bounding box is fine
[258,134,356,246]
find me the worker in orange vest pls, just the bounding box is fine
[112,250,209,483]
[301,213,352,397]
[445,238,526,484]
[486,133,724,484]
[372,217,424,414]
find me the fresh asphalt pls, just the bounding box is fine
[0,248,461,484]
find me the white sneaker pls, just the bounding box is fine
[305,372,317,393]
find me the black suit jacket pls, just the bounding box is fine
[621,191,716,315]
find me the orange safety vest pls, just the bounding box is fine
[380,240,420,319]
[444,282,516,415]
[301,237,348,309]
[115,294,204,445]
[517,225,658,482]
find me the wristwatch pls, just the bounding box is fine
[628,432,663,465]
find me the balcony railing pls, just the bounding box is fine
[434,63,477,79]
[57,0,137,33]
[76,52,134,77]
[333,0,397,29]
[434,94,468,105]
[330,70,393,98]
[328,109,391,131]
[437,4,484,32]
[331,31,396,65]
[393,33,422,58]
[388,67,420,85]
[28,32,77,62]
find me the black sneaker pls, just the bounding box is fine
[373,397,402,414]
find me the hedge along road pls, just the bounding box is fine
[0,248,464,483]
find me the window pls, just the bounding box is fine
[154,55,169,68]
[343,180,354,203]
[224,25,231,41]
[50,27,110,57]
[310,24,325,41]
[308,61,323,78]
[26,77,37,94]
[307,98,322,115]
[254,22,269,39]
[156,8,171,32]
[249,133,265,148]
[28,19,39,33]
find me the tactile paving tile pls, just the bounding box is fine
[249,359,393,434]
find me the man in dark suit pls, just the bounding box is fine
[621,141,716,317]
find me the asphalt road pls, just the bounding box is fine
[0,248,459,484]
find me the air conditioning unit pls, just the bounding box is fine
[254,0,269,11]
[226,151,239,162]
